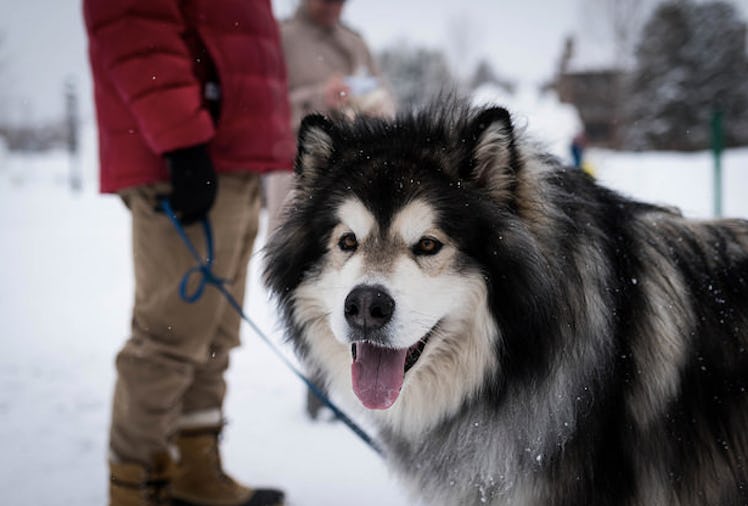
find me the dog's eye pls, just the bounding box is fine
[338,232,358,252]
[413,236,443,256]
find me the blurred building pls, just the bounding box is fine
[555,1,748,152]
[554,37,625,149]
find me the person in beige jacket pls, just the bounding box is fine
[264,0,396,234]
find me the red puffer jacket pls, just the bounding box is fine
[84,0,295,193]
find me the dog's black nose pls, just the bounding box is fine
[344,285,395,330]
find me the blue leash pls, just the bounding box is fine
[159,199,383,456]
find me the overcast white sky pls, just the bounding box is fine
[0,0,747,123]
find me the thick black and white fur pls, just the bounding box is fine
[263,102,748,505]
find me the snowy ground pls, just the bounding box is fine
[0,130,746,505]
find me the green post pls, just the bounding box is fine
[710,109,724,217]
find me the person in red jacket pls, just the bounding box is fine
[83,1,294,505]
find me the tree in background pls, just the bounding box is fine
[469,59,516,95]
[623,1,748,151]
[378,45,462,110]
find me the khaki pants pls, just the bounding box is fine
[111,173,261,465]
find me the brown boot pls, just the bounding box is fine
[172,427,284,506]
[109,453,172,506]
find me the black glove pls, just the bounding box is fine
[162,144,217,225]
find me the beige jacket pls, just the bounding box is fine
[281,8,395,127]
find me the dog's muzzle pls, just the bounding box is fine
[343,283,436,410]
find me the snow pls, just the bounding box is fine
[472,83,583,159]
[1,120,747,505]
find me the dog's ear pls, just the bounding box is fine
[295,114,337,183]
[461,107,519,197]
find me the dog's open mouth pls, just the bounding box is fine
[350,327,435,410]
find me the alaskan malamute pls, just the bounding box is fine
[263,103,748,505]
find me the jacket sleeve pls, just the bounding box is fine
[84,0,214,154]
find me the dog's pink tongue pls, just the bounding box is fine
[351,342,407,410]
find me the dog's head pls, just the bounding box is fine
[264,104,552,422]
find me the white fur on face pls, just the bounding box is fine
[379,272,499,437]
[323,198,376,345]
[292,196,500,435]
[384,200,461,349]
[392,199,439,246]
[318,197,461,350]
[338,198,376,242]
